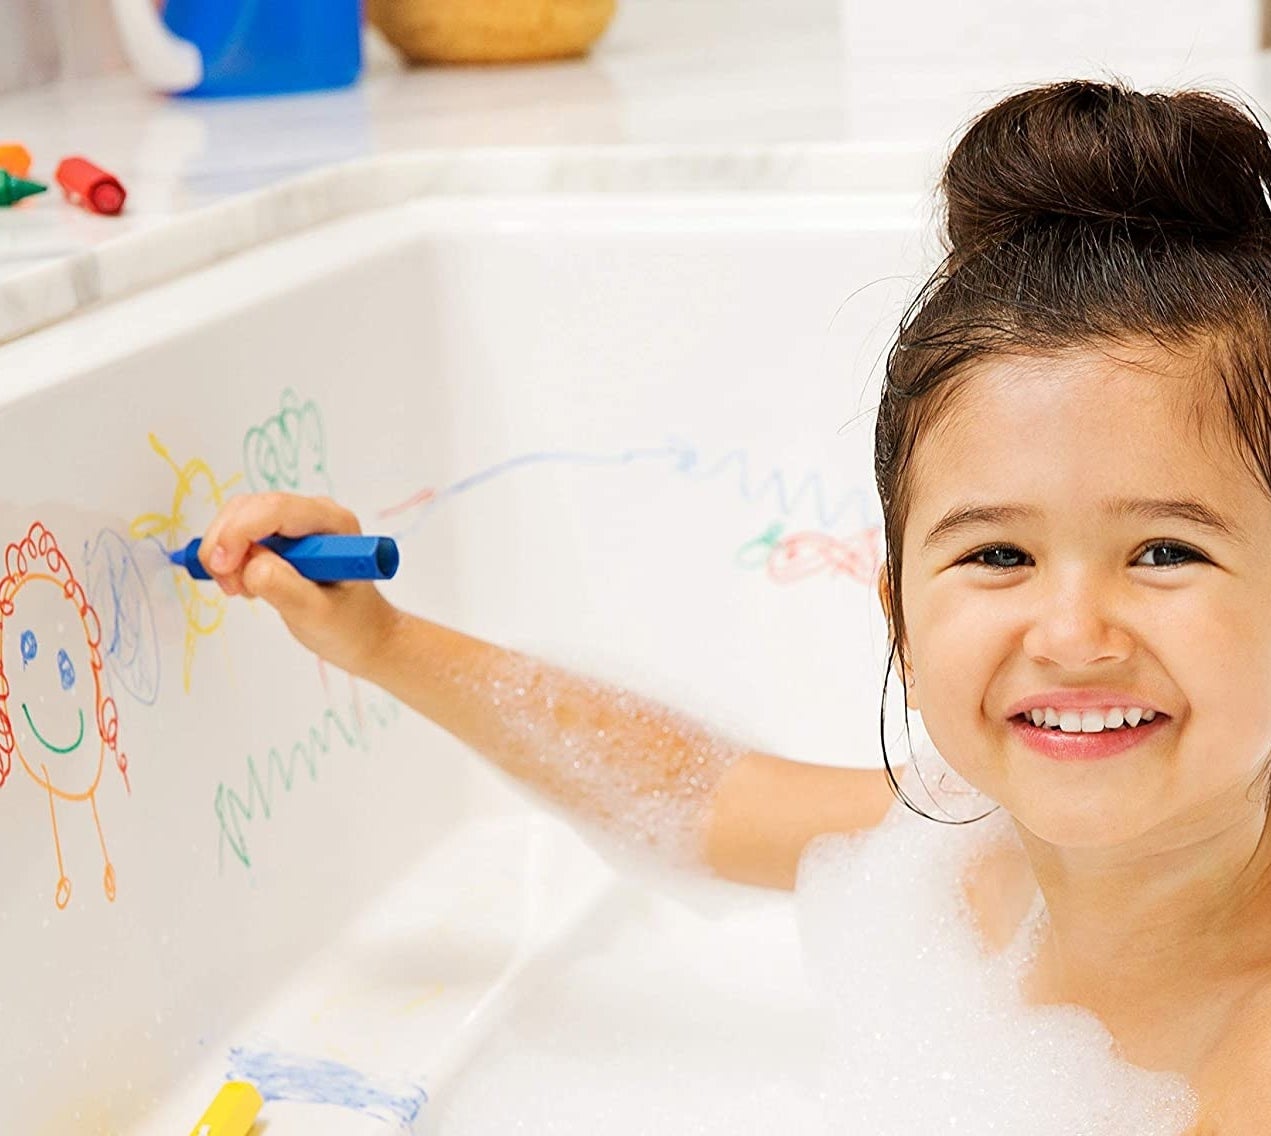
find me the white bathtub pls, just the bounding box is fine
[0,191,927,1133]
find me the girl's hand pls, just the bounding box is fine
[198,492,401,678]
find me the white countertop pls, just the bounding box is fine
[1,0,1268,345]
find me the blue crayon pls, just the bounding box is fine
[170,535,400,582]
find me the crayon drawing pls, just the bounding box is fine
[227,1046,427,1129]
[378,437,883,587]
[0,523,128,909]
[243,389,332,495]
[735,520,882,585]
[129,433,242,692]
[83,528,162,706]
[214,691,400,872]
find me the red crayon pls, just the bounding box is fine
[54,156,126,216]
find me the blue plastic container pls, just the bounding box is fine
[113,0,362,99]
[171,0,361,97]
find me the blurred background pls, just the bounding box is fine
[3,0,1269,261]
[4,0,1269,95]
[0,0,125,92]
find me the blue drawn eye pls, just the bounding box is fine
[56,648,75,691]
[20,630,36,667]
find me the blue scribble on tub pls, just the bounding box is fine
[226,1046,427,1128]
[83,529,160,705]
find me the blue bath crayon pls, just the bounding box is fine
[170,535,400,582]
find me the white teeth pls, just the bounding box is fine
[1022,705,1156,732]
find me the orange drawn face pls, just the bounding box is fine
[0,524,121,799]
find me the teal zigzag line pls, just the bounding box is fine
[214,694,401,872]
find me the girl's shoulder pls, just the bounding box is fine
[1189,979,1271,1134]
[956,820,1271,1133]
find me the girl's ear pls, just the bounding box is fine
[877,571,918,710]
[876,570,892,628]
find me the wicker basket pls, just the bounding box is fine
[367,0,617,63]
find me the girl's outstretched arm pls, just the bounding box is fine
[199,491,901,888]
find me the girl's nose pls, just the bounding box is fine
[1020,575,1135,670]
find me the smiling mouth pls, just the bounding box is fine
[22,702,85,754]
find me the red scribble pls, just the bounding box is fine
[767,527,882,585]
[377,488,436,520]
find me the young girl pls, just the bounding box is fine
[197,80,1271,1131]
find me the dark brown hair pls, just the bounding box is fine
[874,80,1271,820]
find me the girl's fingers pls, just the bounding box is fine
[240,545,320,618]
[199,494,361,584]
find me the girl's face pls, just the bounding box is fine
[892,343,1271,848]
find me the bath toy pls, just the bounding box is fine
[171,535,401,582]
[110,0,361,97]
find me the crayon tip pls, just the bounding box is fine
[0,172,46,206]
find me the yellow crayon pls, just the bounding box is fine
[188,1081,263,1136]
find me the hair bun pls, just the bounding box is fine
[943,81,1271,259]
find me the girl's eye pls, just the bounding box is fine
[962,545,1027,571]
[959,542,1205,572]
[1137,542,1205,569]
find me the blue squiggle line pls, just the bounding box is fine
[445,444,681,497]
[664,435,879,531]
[387,444,684,543]
[226,1046,427,1129]
[388,438,879,543]
[83,529,161,706]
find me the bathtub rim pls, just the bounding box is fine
[0,143,935,348]
[0,188,928,414]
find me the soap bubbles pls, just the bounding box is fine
[436,734,1199,1135]
[798,746,1198,1136]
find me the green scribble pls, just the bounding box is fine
[214,693,400,872]
[242,388,333,495]
[735,520,784,569]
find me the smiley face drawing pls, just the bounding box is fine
[0,523,128,909]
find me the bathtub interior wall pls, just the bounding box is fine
[0,193,926,1132]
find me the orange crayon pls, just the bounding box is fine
[0,143,31,177]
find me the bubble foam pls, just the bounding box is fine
[435,737,1200,1135]
[445,649,746,873]
[798,739,1199,1135]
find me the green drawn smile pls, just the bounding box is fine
[22,703,84,754]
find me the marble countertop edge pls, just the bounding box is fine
[0,142,935,348]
